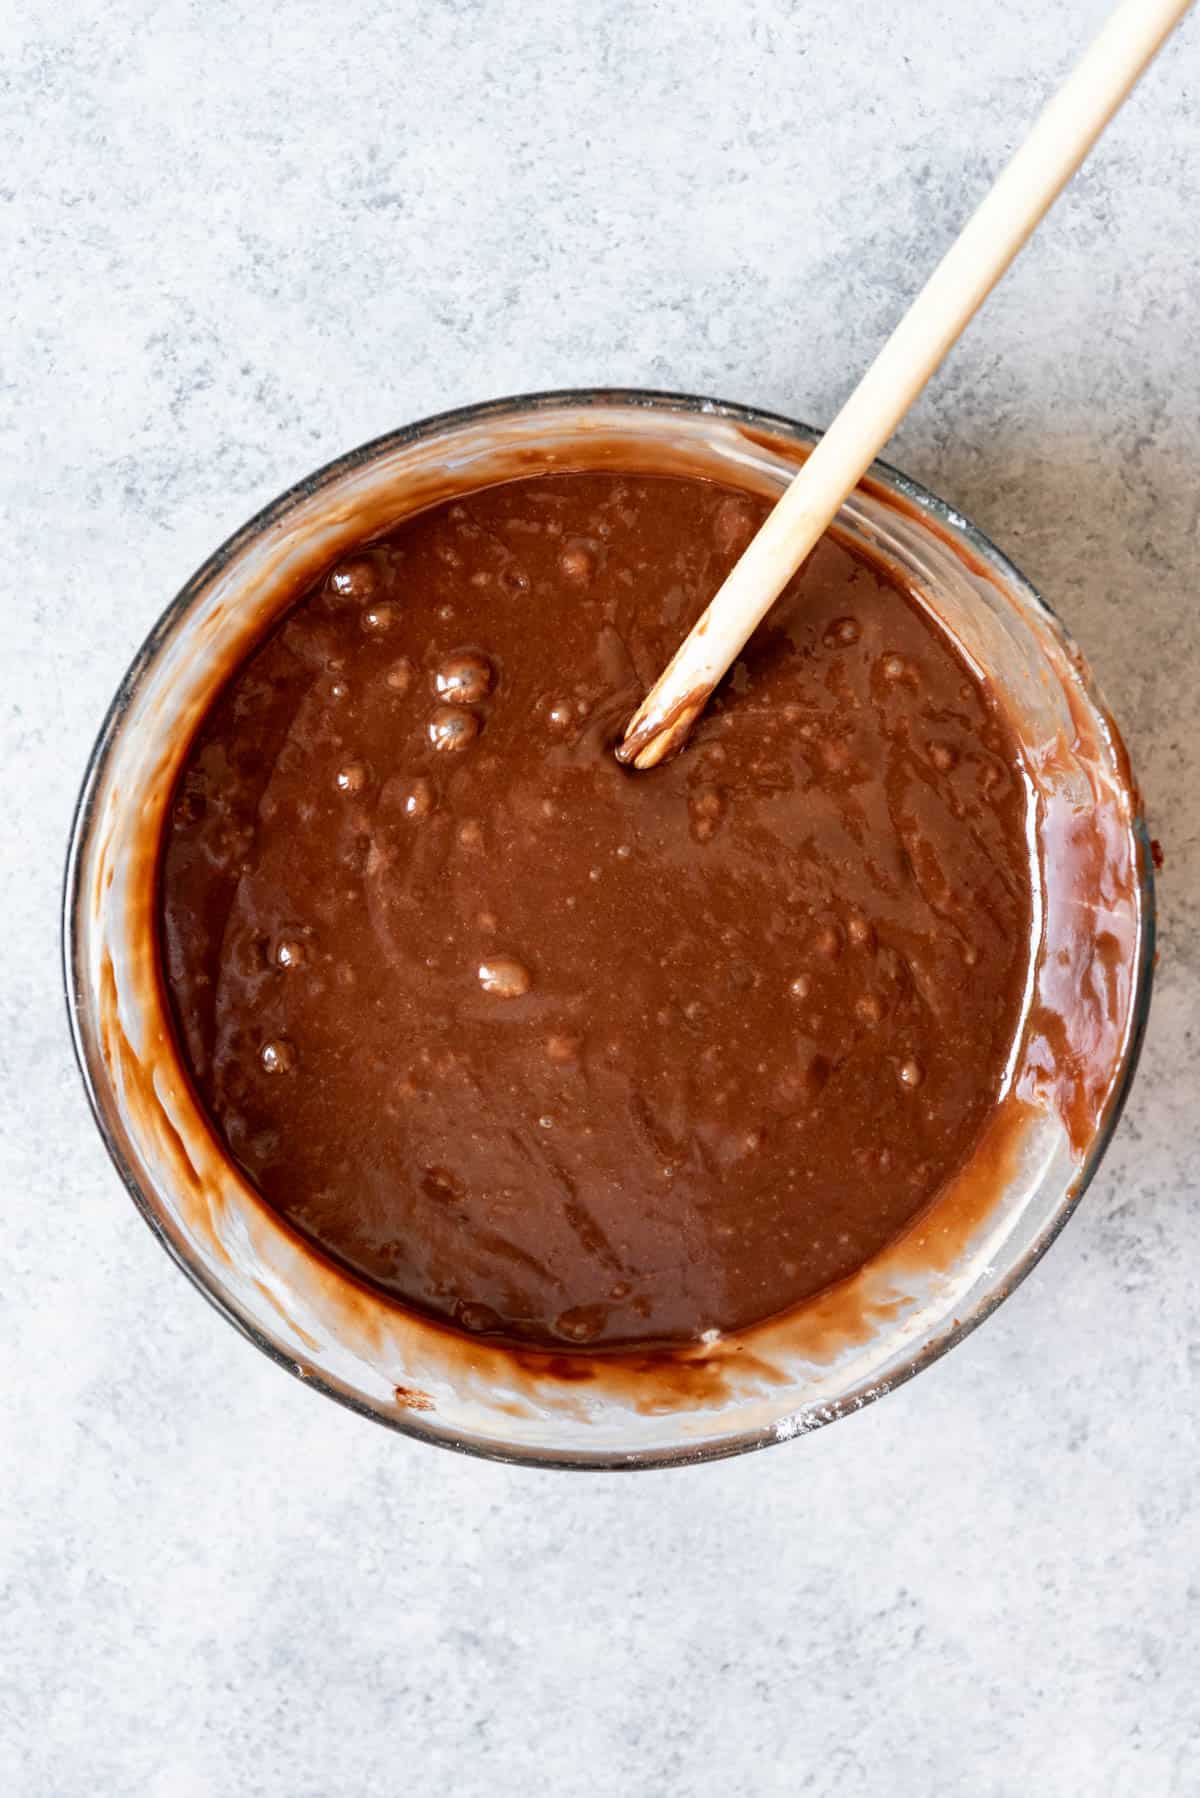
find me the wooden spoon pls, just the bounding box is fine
[617,0,1192,770]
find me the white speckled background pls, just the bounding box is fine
[3,2,1198,1792]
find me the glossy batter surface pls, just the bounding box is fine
[160,473,1032,1348]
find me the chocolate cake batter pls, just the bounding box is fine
[160,473,1033,1350]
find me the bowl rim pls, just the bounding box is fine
[62,386,1157,1471]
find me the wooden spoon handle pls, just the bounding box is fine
[618,0,1193,770]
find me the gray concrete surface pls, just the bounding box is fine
[2,2,1197,1793]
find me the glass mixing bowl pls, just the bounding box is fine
[63,391,1154,1469]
